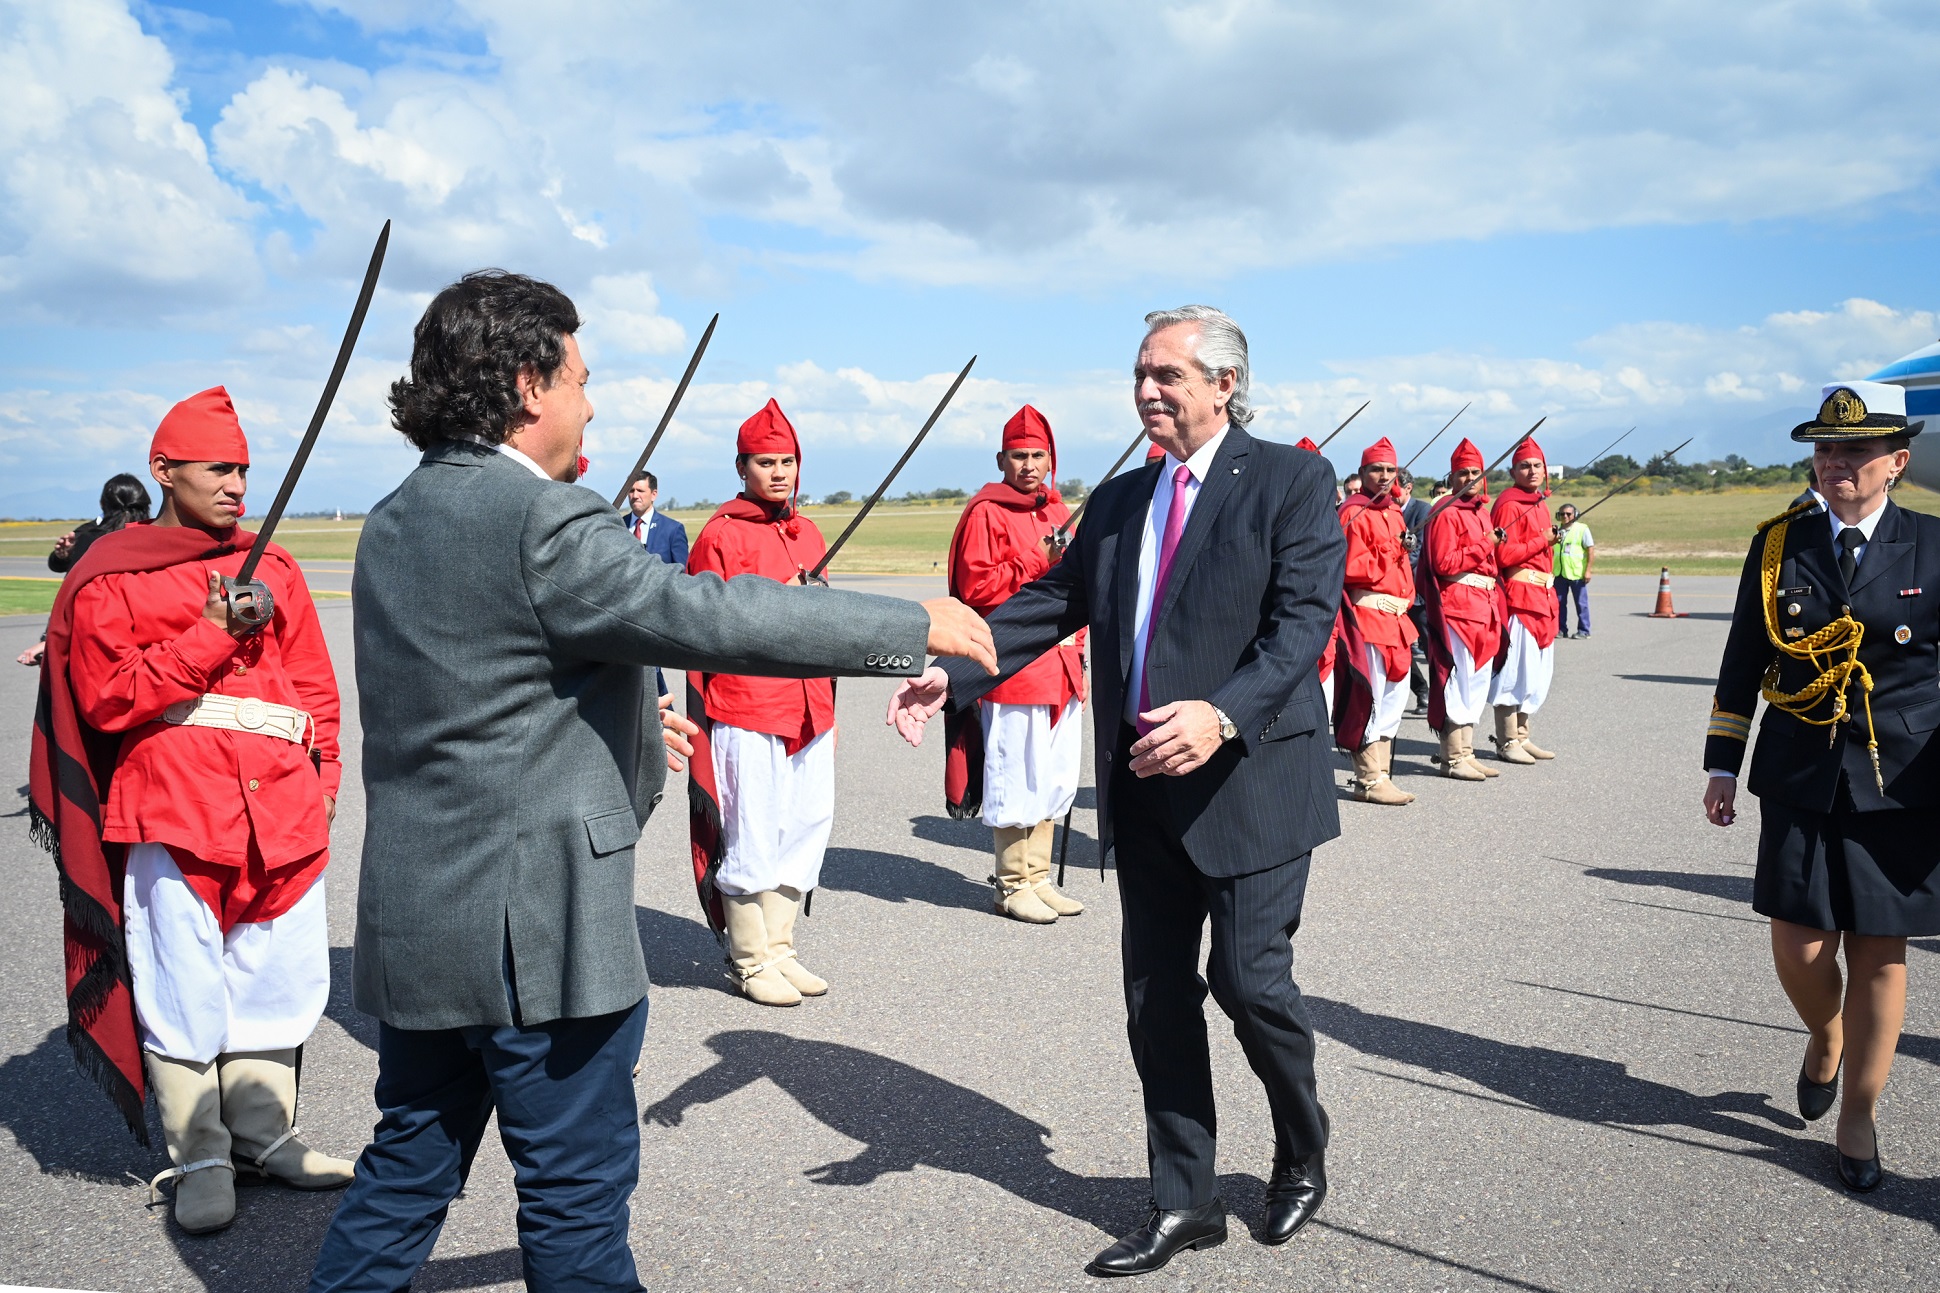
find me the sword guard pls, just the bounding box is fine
[798,569,830,588]
[221,576,275,633]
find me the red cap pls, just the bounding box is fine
[1450,437,1484,472]
[1512,436,1546,471]
[1360,436,1397,469]
[150,386,249,465]
[1146,441,1167,462]
[1001,404,1056,477]
[1295,437,1319,453]
[737,399,801,459]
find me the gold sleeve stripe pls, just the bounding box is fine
[1707,711,1751,741]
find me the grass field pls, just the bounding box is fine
[0,578,60,616]
[6,485,1937,577]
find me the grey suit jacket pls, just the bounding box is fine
[352,441,930,1029]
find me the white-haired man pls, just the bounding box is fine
[890,305,1346,1278]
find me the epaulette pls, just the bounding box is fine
[1755,499,1818,534]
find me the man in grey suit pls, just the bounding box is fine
[309,271,993,1292]
[890,306,1346,1278]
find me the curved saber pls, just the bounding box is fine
[1575,437,1693,521]
[611,312,719,508]
[227,220,390,626]
[806,355,977,581]
[1400,401,1471,472]
[1056,427,1149,541]
[1573,426,1635,476]
[1313,400,1371,453]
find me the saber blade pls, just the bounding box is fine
[1057,426,1150,539]
[1400,401,1471,473]
[611,312,719,508]
[227,220,390,626]
[1575,437,1692,520]
[807,355,976,581]
[1424,414,1547,525]
[1574,426,1634,476]
[1313,400,1371,453]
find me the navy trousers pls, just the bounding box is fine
[1111,728,1328,1210]
[309,994,650,1292]
[1555,577,1591,635]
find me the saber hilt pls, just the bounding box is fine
[220,577,276,632]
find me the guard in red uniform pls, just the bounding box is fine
[944,405,1088,923]
[1337,437,1418,804]
[1488,436,1560,763]
[1291,436,1341,715]
[29,388,352,1236]
[1420,438,1504,781]
[686,400,838,1006]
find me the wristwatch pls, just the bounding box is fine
[1212,706,1238,742]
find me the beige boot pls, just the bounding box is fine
[218,1050,355,1190]
[1517,712,1556,759]
[1457,723,1500,777]
[764,887,828,997]
[1493,705,1536,764]
[723,892,800,1006]
[145,1053,236,1234]
[1438,726,1487,781]
[1350,740,1415,805]
[1028,819,1085,916]
[991,825,1058,923]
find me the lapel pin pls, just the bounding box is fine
[1895,625,1913,644]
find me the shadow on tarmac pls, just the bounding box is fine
[1306,996,1940,1230]
[1583,866,1754,903]
[643,1028,1169,1237]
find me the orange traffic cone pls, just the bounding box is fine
[1648,567,1689,618]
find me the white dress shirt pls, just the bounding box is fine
[1124,424,1231,724]
[456,433,550,481]
[628,506,656,542]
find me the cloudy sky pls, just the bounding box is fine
[3,0,1938,517]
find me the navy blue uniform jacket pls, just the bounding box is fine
[942,424,1346,876]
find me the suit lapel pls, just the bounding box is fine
[1154,428,1250,631]
[1787,511,1840,603]
[1851,500,1912,596]
[1116,464,1160,680]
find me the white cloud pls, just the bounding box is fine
[580,273,685,356]
[0,0,256,318]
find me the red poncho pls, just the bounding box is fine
[1339,490,1417,682]
[1491,485,1559,648]
[30,521,339,1140]
[1420,491,1507,732]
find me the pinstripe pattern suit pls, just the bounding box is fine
[942,423,1346,1207]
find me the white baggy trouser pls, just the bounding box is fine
[1487,617,1554,714]
[1361,644,1408,746]
[979,697,1083,829]
[122,843,330,1064]
[1442,630,1493,726]
[712,724,836,895]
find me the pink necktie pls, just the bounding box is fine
[1136,463,1193,733]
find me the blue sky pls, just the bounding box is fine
[3,0,1939,517]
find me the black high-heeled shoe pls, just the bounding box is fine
[1796,1063,1839,1122]
[1836,1124,1882,1193]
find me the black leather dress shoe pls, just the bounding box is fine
[1261,1150,1327,1245]
[1836,1126,1883,1193]
[1085,1201,1227,1277]
[1796,1064,1838,1122]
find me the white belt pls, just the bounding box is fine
[1350,591,1411,616]
[1508,568,1554,589]
[161,694,314,749]
[1450,573,1497,591]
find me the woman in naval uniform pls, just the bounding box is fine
[1703,379,1939,1193]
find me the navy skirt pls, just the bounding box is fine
[1755,796,1940,937]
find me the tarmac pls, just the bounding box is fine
[0,571,1934,1292]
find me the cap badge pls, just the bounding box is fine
[1895,624,1912,645]
[1821,387,1868,427]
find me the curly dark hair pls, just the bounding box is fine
[390,270,582,450]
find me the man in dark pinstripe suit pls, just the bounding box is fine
[890,306,1346,1277]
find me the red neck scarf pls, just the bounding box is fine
[29,520,254,1142]
[710,493,800,538]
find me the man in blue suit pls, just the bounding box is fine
[889,305,1346,1278]
[624,471,689,566]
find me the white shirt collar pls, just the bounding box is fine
[632,506,655,524]
[1161,423,1232,483]
[454,434,551,481]
[1810,489,1888,543]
